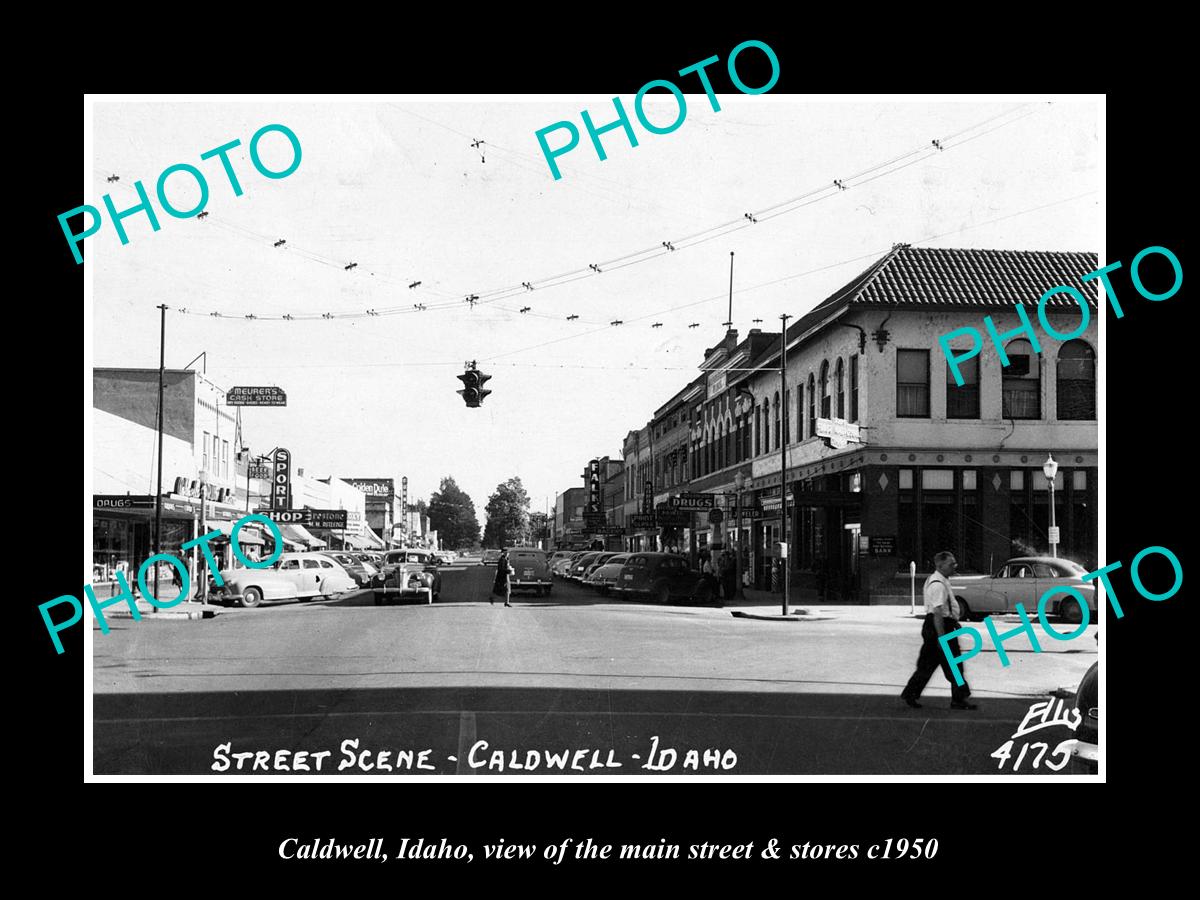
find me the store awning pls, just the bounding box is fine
[208,520,266,544]
[279,523,326,549]
[362,525,385,549]
[341,532,370,550]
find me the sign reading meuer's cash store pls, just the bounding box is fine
[226,386,287,406]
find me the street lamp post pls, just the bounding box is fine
[1043,453,1059,557]
[198,467,209,604]
[733,470,746,602]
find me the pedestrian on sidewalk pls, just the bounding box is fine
[901,551,977,710]
[717,547,737,603]
[492,548,515,608]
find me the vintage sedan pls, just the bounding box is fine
[326,552,377,588]
[481,549,502,566]
[373,561,440,604]
[610,553,717,605]
[507,547,553,596]
[372,548,443,599]
[568,552,603,582]
[212,552,359,608]
[949,556,1096,623]
[585,553,631,594]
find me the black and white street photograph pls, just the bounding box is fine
[79,91,1105,778]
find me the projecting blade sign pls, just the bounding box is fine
[226,386,287,406]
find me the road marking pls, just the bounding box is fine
[455,711,477,776]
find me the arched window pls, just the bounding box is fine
[820,361,831,418]
[725,418,733,466]
[835,358,845,419]
[807,374,816,438]
[743,409,752,459]
[796,384,804,440]
[784,390,790,443]
[717,422,725,470]
[774,391,781,448]
[754,404,761,456]
[763,396,771,454]
[1002,339,1040,419]
[1057,340,1096,420]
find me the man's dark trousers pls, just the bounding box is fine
[902,614,972,703]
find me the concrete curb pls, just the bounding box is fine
[99,603,223,621]
[729,608,826,622]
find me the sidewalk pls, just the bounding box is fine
[89,582,222,622]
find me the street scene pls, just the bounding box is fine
[85,96,1102,776]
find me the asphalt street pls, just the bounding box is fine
[92,561,1097,775]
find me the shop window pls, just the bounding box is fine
[962,470,977,491]
[849,354,859,423]
[1010,470,1024,491]
[835,358,845,419]
[819,361,831,418]
[1057,340,1096,420]
[1073,470,1087,490]
[899,469,914,490]
[1034,471,1064,491]
[946,355,980,419]
[897,350,930,418]
[922,469,954,490]
[1002,339,1041,419]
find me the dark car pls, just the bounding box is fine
[507,547,552,596]
[1070,660,1098,774]
[569,552,603,581]
[610,552,717,605]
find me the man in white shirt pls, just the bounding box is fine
[901,550,976,710]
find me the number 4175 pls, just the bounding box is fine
[991,739,1074,771]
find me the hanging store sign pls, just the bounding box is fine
[669,493,715,511]
[272,448,292,510]
[587,459,602,513]
[815,418,863,450]
[226,386,287,406]
[94,494,156,509]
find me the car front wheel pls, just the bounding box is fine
[957,599,971,622]
[1059,600,1085,625]
[239,587,263,609]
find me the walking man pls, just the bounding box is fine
[492,548,515,608]
[901,551,977,710]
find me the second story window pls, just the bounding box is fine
[897,349,930,418]
[947,355,980,419]
[1002,339,1040,419]
[819,361,831,418]
[1057,340,1096,420]
[807,374,816,437]
[835,359,845,419]
[796,384,804,440]
[849,355,859,423]
[754,406,761,456]
[773,391,781,448]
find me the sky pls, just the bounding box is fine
[89,97,1100,518]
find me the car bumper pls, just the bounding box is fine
[1070,739,1099,774]
[511,579,550,590]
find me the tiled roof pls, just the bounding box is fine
[788,245,1099,343]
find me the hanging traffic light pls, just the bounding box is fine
[457,364,492,407]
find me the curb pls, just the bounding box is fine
[730,608,817,622]
[99,604,223,621]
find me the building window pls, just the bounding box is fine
[819,361,831,418]
[773,391,781,448]
[807,374,816,437]
[835,359,845,419]
[202,431,210,471]
[222,440,229,480]
[946,355,980,419]
[922,469,954,490]
[897,350,930,418]
[743,412,751,460]
[1073,470,1087,490]
[717,423,724,470]
[763,397,771,454]
[1057,340,1096,420]
[849,354,859,423]
[899,469,914,490]
[1002,339,1041,419]
[784,389,791,443]
[796,384,804,440]
[754,406,761,456]
[725,421,732,467]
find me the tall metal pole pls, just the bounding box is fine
[727,251,735,327]
[780,314,791,616]
[1048,478,1058,556]
[154,303,167,606]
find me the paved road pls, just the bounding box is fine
[92,562,1097,775]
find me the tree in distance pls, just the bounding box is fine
[482,476,531,549]
[427,476,481,550]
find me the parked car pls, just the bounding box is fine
[949,556,1096,623]
[482,549,502,566]
[551,553,579,579]
[212,552,358,608]
[1070,657,1099,774]
[326,552,376,588]
[431,550,456,565]
[546,550,573,572]
[585,553,630,594]
[373,549,443,597]
[581,552,618,584]
[507,547,553,596]
[569,552,603,581]
[609,553,717,605]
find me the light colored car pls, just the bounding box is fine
[949,556,1096,623]
[212,551,358,608]
[373,548,443,597]
[551,553,580,579]
[481,549,502,566]
[326,552,377,588]
[507,547,552,596]
[581,552,618,584]
[585,554,631,594]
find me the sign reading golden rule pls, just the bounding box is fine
[226,386,287,406]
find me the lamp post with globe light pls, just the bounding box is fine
[1043,453,1059,557]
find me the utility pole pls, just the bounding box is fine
[727,251,735,328]
[780,313,791,617]
[154,304,167,606]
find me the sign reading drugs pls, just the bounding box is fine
[669,492,715,511]
[272,448,292,510]
[227,386,287,406]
